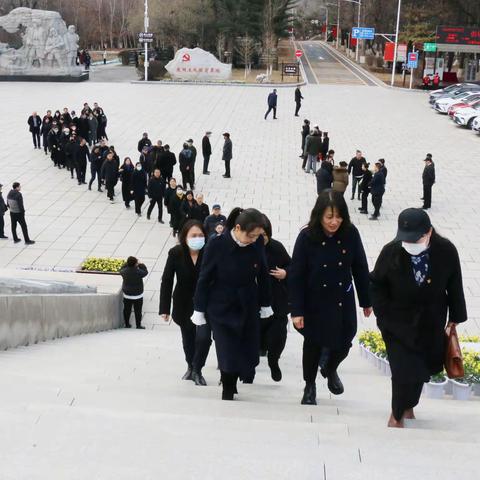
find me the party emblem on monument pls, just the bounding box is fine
[0,7,87,81]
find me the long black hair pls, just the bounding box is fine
[226,207,265,233]
[178,220,206,248]
[225,207,244,230]
[308,190,351,241]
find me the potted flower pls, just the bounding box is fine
[425,372,448,399]
[78,257,125,275]
[464,350,480,397]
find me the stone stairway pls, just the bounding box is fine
[1,325,479,479]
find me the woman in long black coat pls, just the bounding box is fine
[260,215,291,382]
[159,220,212,385]
[316,161,333,195]
[193,208,272,400]
[130,162,148,216]
[370,208,467,428]
[289,190,372,406]
[119,157,134,208]
[168,186,186,237]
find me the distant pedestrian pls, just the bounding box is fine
[130,162,148,216]
[294,86,303,116]
[147,168,166,223]
[158,144,176,182]
[316,160,333,195]
[432,73,440,89]
[304,128,322,174]
[202,131,212,175]
[369,161,385,221]
[27,111,42,149]
[100,152,118,202]
[321,132,330,161]
[332,161,349,195]
[300,119,310,160]
[0,183,7,239]
[179,142,194,190]
[6,182,35,245]
[103,49,107,65]
[222,133,232,178]
[264,89,278,120]
[119,157,134,208]
[137,132,152,153]
[40,116,52,154]
[187,139,197,187]
[168,186,186,237]
[195,194,209,222]
[358,162,372,215]
[119,256,148,329]
[422,155,435,210]
[422,75,431,90]
[378,158,388,183]
[348,150,366,200]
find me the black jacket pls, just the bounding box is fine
[41,120,52,136]
[28,115,41,132]
[204,213,227,235]
[120,263,148,297]
[101,159,118,183]
[222,138,232,161]
[130,169,148,197]
[423,163,435,186]
[138,137,152,153]
[370,171,385,196]
[0,192,7,215]
[159,245,204,325]
[267,92,278,107]
[348,157,366,177]
[181,199,199,220]
[196,203,210,222]
[316,162,333,194]
[202,136,212,156]
[179,149,193,172]
[265,238,291,317]
[370,233,467,378]
[360,169,372,193]
[156,151,176,176]
[148,176,166,199]
[6,189,24,213]
[295,88,303,103]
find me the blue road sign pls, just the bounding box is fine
[351,27,375,40]
[407,52,418,69]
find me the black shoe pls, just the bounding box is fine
[269,360,282,382]
[14,239,21,243]
[350,196,354,200]
[98,188,103,192]
[301,383,317,405]
[203,171,210,175]
[146,214,151,220]
[294,114,299,117]
[222,175,231,178]
[182,367,193,381]
[359,210,368,214]
[259,349,267,357]
[125,324,131,328]
[327,371,344,395]
[0,235,7,239]
[159,219,164,223]
[25,240,35,245]
[136,325,145,330]
[222,386,235,400]
[193,371,207,386]
[369,215,378,221]
[422,206,430,210]
[88,185,92,190]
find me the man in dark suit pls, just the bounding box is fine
[202,131,212,175]
[27,111,42,149]
[222,133,232,178]
[294,86,304,116]
[6,182,35,244]
[422,155,435,210]
[264,89,278,120]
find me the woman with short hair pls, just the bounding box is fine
[289,190,372,406]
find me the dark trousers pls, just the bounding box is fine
[391,380,423,421]
[89,166,102,190]
[351,176,362,199]
[423,184,432,208]
[134,197,145,215]
[181,170,194,190]
[106,181,115,200]
[76,163,86,184]
[0,214,5,237]
[260,315,288,364]
[123,298,143,327]
[31,130,40,148]
[147,198,163,221]
[371,193,383,217]
[42,134,49,153]
[179,322,212,372]
[265,106,277,119]
[203,154,210,173]
[224,159,231,177]
[302,338,350,383]
[295,101,301,116]
[361,191,369,212]
[10,212,31,242]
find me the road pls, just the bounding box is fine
[298,41,379,87]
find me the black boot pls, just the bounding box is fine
[326,371,344,395]
[182,366,193,381]
[268,358,282,382]
[221,372,237,400]
[192,370,207,386]
[301,382,317,405]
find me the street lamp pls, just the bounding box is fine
[391,0,402,87]
[339,0,361,61]
[144,0,149,82]
[318,6,329,42]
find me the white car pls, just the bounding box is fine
[471,116,480,132]
[434,91,479,113]
[453,104,480,128]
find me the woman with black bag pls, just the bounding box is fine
[370,208,467,428]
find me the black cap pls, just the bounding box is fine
[395,208,432,242]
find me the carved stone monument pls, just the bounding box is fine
[0,7,88,81]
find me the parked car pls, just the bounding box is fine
[453,104,480,128]
[429,84,480,105]
[472,116,480,132]
[448,96,480,117]
[434,91,480,113]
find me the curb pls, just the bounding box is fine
[130,80,306,88]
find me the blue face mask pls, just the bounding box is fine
[187,237,205,251]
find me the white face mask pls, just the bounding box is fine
[402,239,429,256]
[136,166,142,171]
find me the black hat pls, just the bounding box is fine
[212,204,221,210]
[395,208,432,243]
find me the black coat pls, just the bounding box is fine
[148,176,166,199]
[267,92,277,107]
[159,245,204,326]
[120,263,148,296]
[370,171,385,196]
[360,169,372,193]
[137,137,152,153]
[348,157,366,177]
[130,169,148,198]
[202,136,212,156]
[222,139,232,161]
[196,203,209,223]
[28,115,42,132]
[181,199,198,220]
[265,238,291,317]
[316,162,333,194]
[156,151,176,177]
[369,233,467,381]
[41,120,52,136]
[101,159,118,183]
[423,163,435,186]
[194,232,271,375]
[168,193,185,231]
[289,225,371,349]
[120,165,134,202]
[295,88,303,103]
[77,144,90,168]
[204,213,227,235]
[179,149,193,172]
[0,192,7,215]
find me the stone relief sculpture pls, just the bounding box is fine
[0,7,83,77]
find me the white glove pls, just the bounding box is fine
[191,311,206,326]
[260,306,274,319]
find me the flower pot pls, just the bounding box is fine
[450,379,472,401]
[425,380,447,399]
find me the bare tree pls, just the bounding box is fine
[235,34,255,78]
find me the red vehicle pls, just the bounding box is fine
[447,96,480,117]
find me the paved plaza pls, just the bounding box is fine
[1,53,480,478]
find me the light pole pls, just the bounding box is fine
[319,6,329,42]
[336,1,340,48]
[390,0,402,87]
[144,0,149,82]
[335,0,362,59]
